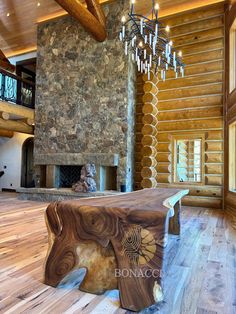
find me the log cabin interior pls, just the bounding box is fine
[0,0,236,313]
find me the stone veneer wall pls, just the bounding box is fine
[35,0,136,191]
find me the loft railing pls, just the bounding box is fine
[0,68,35,109]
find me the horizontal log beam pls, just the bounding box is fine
[0,101,34,120]
[182,195,222,209]
[21,118,34,126]
[0,129,13,138]
[0,118,34,134]
[54,0,107,42]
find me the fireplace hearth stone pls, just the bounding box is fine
[17,188,121,202]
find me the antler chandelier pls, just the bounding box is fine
[119,0,185,80]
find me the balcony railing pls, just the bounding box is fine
[0,68,35,109]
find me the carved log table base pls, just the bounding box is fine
[44,188,189,312]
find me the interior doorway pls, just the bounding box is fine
[21,138,35,188]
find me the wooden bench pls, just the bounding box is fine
[44,188,189,312]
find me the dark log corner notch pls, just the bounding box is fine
[55,0,107,42]
[0,49,15,73]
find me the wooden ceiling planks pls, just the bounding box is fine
[0,0,225,57]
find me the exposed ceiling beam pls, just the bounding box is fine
[3,0,225,58]
[54,0,107,42]
[86,0,106,28]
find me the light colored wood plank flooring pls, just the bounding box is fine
[0,192,235,314]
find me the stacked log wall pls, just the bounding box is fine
[134,3,225,209]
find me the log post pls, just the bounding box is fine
[141,71,159,189]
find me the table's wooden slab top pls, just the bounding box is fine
[58,188,189,214]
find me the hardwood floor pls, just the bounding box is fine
[0,192,235,314]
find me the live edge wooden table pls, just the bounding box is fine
[44,188,189,312]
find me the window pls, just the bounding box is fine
[229,121,236,192]
[229,18,236,93]
[172,134,204,184]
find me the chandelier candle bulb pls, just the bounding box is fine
[148,70,150,81]
[144,49,147,60]
[149,54,152,66]
[145,35,148,44]
[149,33,152,45]
[155,23,158,36]
[140,18,144,35]
[154,3,159,17]
[153,41,156,55]
[125,41,128,55]
[122,25,125,39]
[173,51,176,64]
[131,0,135,13]
[131,37,134,47]
[165,44,168,58]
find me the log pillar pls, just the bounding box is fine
[141,71,159,189]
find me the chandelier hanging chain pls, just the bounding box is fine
[119,1,185,81]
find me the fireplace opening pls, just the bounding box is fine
[58,166,82,188]
[37,164,118,191]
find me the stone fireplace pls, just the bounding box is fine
[34,0,136,192]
